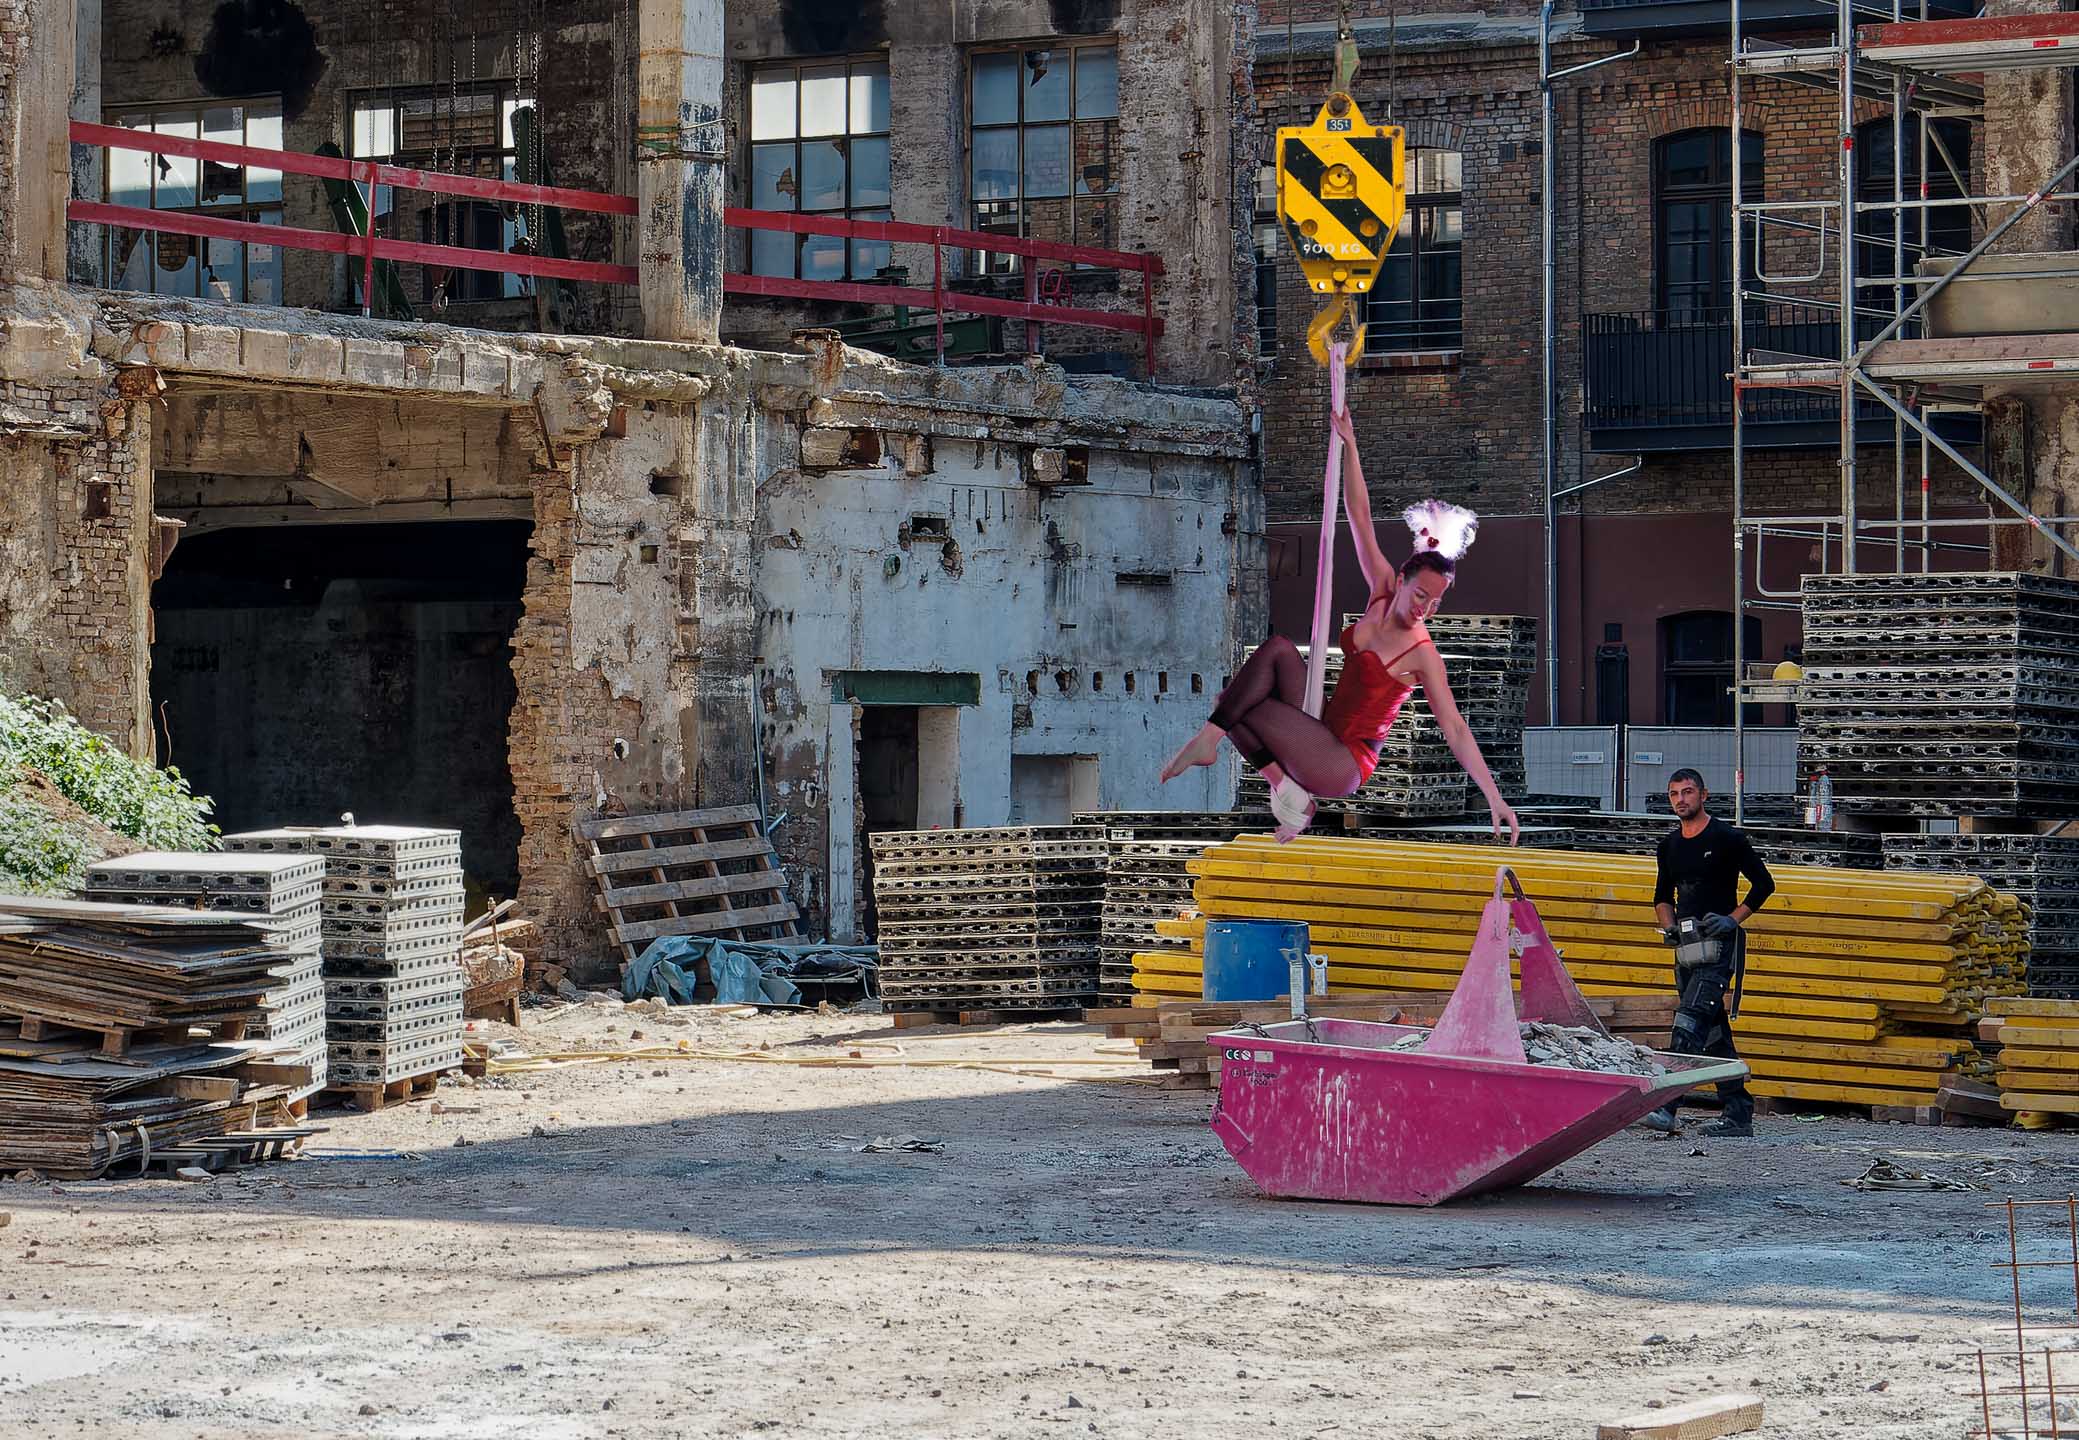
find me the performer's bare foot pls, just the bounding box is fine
[1160,724,1224,782]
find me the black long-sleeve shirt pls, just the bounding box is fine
[1654,816,1776,921]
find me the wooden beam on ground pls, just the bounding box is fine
[1596,1394,1764,1440]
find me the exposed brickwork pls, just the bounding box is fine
[0,378,153,752]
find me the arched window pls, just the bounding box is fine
[1655,129,1764,323]
[1855,116,1972,288]
[1364,149,1462,352]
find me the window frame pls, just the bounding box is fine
[745,56,894,283]
[102,96,286,306]
[1854,115,1972,291]
[348,81,531,303]
[967,41,1121,276]
[1653,128,1765,324]
[1362,146,1464,354]
[1252,160,1279,365]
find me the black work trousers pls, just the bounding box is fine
[1670,944,1753,1127]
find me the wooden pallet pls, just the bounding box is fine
[581,805,802,968]
[1,1015,249,1061]
[889,1007,1086,1029]
[139,1126,325,1177]
[320,1073,440,1113]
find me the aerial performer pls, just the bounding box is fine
[1160,416,1520,846]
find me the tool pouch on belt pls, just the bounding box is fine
[1673,921,1745,1020]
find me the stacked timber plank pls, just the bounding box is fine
[1798,572,2079,817]
[224,826,467,1096]
[0,895,317,1177]
[1546,811,1883,871]
[869,826,1106,1015]
[1135,836,2026,1114]
[83,852,328,1101]
[1093,992,1676,1091]
[1981,998,2079,1116]
[580,806,801,973]
[1885,833,2079,996]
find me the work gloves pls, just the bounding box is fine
[1698,913,1740,940]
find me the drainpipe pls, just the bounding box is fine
[1541,10,1638,726]
[1541,0,1559,727]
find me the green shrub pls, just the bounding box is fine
[0,692,217,853]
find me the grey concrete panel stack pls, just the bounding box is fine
[1511,809,1882,870]
[223,826,466,1089]
[1883,832,2079,995]
[1799,573,2079,816]
[82,852,327,1099]
[1098,839,1211,1003]
[869,826,1107,1013]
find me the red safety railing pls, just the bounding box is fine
[67,121,1165,376]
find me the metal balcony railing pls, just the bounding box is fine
[1582,303,1887,451]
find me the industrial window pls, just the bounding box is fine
[1654,128,1764,324]
[103,100,284,305]
[969,43,1121,275]
[1855,116,1972,289]
[349,83,532,303]
[748,59,893,282]
[1253,161,1279,365]
[1363,148,1462,352]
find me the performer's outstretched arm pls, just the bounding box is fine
[1333,410,1397,602]
[1410,649,1521,846]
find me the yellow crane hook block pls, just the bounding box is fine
[1277,93,1406,297]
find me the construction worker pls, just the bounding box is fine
[1642,767,1774,1138]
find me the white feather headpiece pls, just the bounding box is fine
[1402,499,1480,562]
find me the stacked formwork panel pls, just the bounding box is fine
[1077,812,1279,1004]
[1797,574,2079,817]
[868,826,1106,1014]
[1885,833,2079,995]
[80,853,328,1100]
[224,826,466,1090]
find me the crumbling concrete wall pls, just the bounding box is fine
[1983,0,2078,573]
[0,0,77,285]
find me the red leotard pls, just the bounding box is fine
[1320,622,1431,782]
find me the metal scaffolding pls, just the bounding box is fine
[1727,0,2079,823]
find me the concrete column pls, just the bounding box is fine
[0,0,80,283]
[68,0,100,286]
[1984,0,2079,568]
[637,0,725,344]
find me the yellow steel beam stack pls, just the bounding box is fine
[1985,998,2079,1116]
[1132,836,2026,1109]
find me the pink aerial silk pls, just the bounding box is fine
[1301,342,1353,720]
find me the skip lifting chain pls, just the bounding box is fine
[1274,14,1406,368]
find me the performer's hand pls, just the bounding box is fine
[1699,912,1739,940]
[1490,799,1520,847]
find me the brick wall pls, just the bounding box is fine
[1250,17,1982,528]
[0,381,154,752]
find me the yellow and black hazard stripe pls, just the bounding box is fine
[1276,98,1405,294]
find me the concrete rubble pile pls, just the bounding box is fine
[224,826,466,1091]
[1387,1020,1666,1077]
[83,853,328,1100]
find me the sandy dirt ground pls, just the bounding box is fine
[1,997,2075,1440]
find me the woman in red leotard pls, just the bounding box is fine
[1160,493,1522,846]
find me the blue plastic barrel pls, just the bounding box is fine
[1203,919,1310,1002]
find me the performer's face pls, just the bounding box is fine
[1395,569,1451,624]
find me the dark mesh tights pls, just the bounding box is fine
[1209,636,1366,798]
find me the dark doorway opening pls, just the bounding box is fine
[1659,609,1763,726]
[856,705,920,939]
[151,519,530,904]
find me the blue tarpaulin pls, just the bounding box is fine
[623,936,880,1008]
